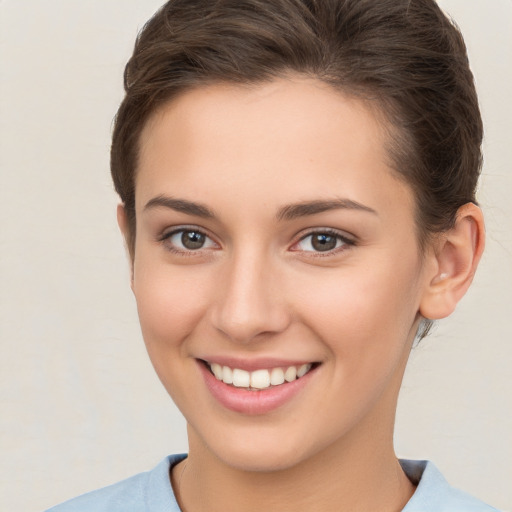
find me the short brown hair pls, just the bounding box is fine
[111,0,482,272]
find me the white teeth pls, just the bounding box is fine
[222,366,233,384]
[284,366,297,382]
[232,369,250,388]
[211,363,223,380]
[250,369,271,389]
[270,367,285,386]
[208,362,313,389]
[297,363,312,378]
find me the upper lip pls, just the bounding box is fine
[197,356,318,372]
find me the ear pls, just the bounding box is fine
[419,203,485,320]
[116,203,135,286]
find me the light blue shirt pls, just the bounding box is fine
[45,454,500,511]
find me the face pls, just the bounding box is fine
[128,77,431,472]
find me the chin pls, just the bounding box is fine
[217,443,309,473]
[193,422,327,473]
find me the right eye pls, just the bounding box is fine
[161,228,218,253]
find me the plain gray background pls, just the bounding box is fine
[1,1,511,510]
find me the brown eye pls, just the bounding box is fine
[311,233,337,251]
[181,230,206,250]
[163,228,217,253]
[293,230,353,254]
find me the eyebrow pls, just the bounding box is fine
[276,198,377,221]
[143,195,377,221]
[144,195,215,218]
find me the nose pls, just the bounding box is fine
[209,249,291,344]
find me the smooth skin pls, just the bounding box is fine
[118,76,484,512]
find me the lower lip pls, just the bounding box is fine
[199,361,316,415]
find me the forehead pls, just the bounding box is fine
[140,77,388,162]
[136,77,413,219]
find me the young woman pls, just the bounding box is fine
[46,0,499,510]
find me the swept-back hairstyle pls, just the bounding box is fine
[111,0,483,335]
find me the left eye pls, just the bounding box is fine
[164,229,217,251]
[294,232,349,253]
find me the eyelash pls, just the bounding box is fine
[159,226,218,256]
[291,229,355,257]
[158,227,356,257]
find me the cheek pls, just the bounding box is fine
[291,259,422,429]
[133,260,211,353]
[132,261,215,407]
[294,253,422,359]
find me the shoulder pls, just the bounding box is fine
[400,459,501,512]
[44,454,185,512]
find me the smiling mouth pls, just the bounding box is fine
[203,361,318,391]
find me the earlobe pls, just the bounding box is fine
[419,203,485,320]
